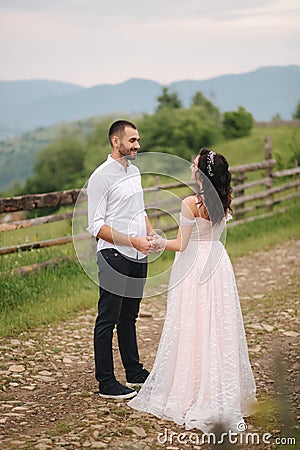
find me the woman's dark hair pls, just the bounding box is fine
[196,147,233,223]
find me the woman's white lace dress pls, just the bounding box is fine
[128,211,257,433]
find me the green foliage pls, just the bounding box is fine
[137,90,222,162]
[219,125,300,169]
[226,200,300,261]
[0,118,100,194]
[1,200,299,337]
[7,92,299,197]
[84,116,116,175]
[24,130,86,194]
[286,129,300,166]
[191,91,219,115]
[156,86,182,112]
[137,107,222,161]
[292,100,300,119]
[271,113,282,121]
[222,106,254,138]
[0,255,97,337]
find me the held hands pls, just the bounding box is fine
[148,230,166,255]
[130,232,166,255]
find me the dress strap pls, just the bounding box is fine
[194,194,210,220]
[194,194,202,216]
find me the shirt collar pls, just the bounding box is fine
[107,154,131,171]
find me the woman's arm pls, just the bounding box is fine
[156,197,196,252]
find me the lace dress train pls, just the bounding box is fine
[128,214,256,433]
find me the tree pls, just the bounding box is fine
[24,131,86,194]
[190,91,221,125]
[222,106,254,138]
[191,91,217,113]
[292,100,300,119]
[138,107,221,162]
[156,87,182,112]
[272,113,282,121]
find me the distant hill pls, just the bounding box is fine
[0,65,299,140]
[0,118,100,192]
[170,66,300,120]
[0,65,299,192]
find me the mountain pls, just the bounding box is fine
[0,65,299,192]
[0,79,84,108]
[0,78,161,140]
[0,119,98,193]
[0,66,299,140]
[0,80,85,137]
[170,65,300,120]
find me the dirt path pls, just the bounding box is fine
[0,239,299,450]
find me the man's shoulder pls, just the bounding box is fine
[128,163,141,175]
[88,158,112,180]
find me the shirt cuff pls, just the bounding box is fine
[87,218,105,237]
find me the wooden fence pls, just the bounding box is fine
[0,137,299,271]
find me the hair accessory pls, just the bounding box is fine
[207,151,216,177]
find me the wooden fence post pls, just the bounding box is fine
[2,152,300,275]
[153,175,160,230]
[264,136,274,211]
[233,173,247,220]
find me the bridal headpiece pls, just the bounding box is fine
[207,151,216,177]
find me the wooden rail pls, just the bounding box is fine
[1,136,299,267]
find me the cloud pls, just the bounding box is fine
[0,0,299,86]
[0,0,288,20]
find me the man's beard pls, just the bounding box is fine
[118,145,137,160]
[125,153,137,160]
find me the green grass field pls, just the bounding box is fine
[0,124,299,337]
[217,125,300,168]
[0,198,299,337]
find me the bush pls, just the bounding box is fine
[24,130,86,194]
[292,100,300,119]
[137,107,221,161]
[222,106,254,138]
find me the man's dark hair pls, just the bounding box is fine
[108,120,137,145]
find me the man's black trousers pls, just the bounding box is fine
[94,248,148,384]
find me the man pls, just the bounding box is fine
[87,120,154,399]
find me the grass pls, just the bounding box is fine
[0,257,98,337]
[1,200,299,338]
[219,125,300,168]
[226,200,300,261]
[1,124,299,337]
[147,199,300,277]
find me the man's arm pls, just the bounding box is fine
[145,214,166,253]
[88,170,152,254]
[97,224,151,254]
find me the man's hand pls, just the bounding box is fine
[130,236,152,254]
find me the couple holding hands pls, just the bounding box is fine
[87,120,256,433]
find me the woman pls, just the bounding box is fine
[128,148,257,433]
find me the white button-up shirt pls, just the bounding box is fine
[87,155,147,259]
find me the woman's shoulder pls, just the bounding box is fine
[182,195,199,218]
[183,195,211,220]
[182,195,197,206]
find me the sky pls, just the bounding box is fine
[0,0,299,87]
